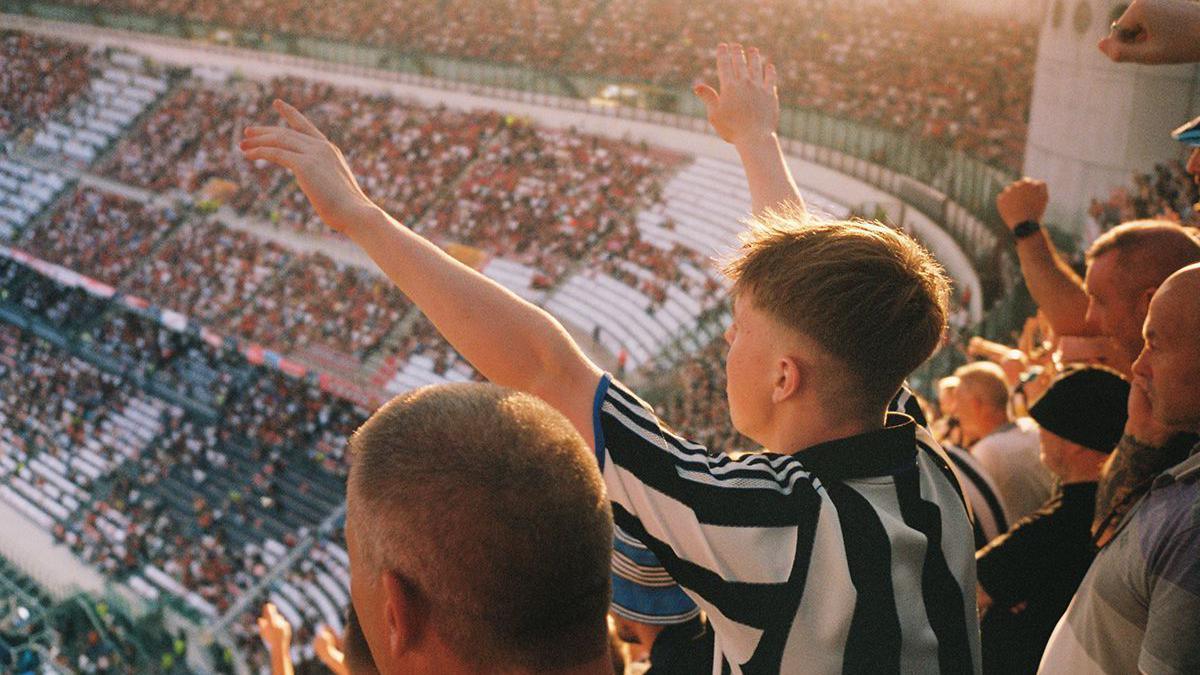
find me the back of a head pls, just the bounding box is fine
[1086,220,1200,289]
[347,383,613,672]
[723,208,951,415]
[953,362,1010,414]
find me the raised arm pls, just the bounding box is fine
[695,44,803,216]
[240,100,603,444]
[995,178,1095,337]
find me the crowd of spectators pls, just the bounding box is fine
[419,120,677,283]
[1088,159,1200,233]
[61,0,1035,169]
[222,251,411,361]
[0,31,91,138]
[121,216,292,325]
[645,329,750,455]
[17,188,180,287]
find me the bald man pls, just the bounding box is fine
[1040,264,1200,673]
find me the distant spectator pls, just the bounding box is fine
[954,361,1054,522]
[976,367,1129,675]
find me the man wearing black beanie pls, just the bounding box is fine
[974,366,1129,674]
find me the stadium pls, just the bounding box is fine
[1,0,1199,673]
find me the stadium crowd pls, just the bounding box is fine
[2,1,1200,673]
[58,0,1035,169]
[0,31,91,139]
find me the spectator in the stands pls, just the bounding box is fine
[953,361,1054,522]
[345,384,613,674]
[975,366,1129,674]
[996,178,1200,375]
[1041,263,1200,673]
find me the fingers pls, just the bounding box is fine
[240,128,309,154]
[273,99,326,139]
[764,62,777,94]
[242,146,303,169]
[716,43,732,90]
[693,83,720,110]
[730,43,749,80]
[747,47,763,83]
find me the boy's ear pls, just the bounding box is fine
[772,355,804,403]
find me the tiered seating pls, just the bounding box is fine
[0,323,173,546]
[0,31,90,139]
[120,216,292,324]
[383,315,477,396]
[0,159,68,240]
[543,156,851,370]
[31,51,169,165]
[17,187,177,286]
[221,251,411,362]
[0,256,110,330]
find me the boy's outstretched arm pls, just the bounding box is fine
[240,100,603,445]
[695,43,804,216]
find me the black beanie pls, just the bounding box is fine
[1029,366,1130,453]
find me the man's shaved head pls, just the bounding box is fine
[346,383,613,673]
[1132,263,1200,431]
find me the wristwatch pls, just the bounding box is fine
[1013,220,1041,240]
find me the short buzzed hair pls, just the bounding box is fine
[953,362,1010,413]
[723,208,951,415]
[1086,220,1200,290]
[347,383,613,671]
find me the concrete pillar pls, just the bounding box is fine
[1023,0,1200,234]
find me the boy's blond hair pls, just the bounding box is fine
[723,208,950,416]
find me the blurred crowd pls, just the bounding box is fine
[60,0,1035,169]
[0,31,91,139]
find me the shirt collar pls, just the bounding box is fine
[794,413,918,480]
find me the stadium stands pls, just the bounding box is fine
[29,50,170,166]
[0,158,70,241]
[0,30,90,140]
[53,0,1036,169]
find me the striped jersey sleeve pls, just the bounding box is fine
[591,374,981,675]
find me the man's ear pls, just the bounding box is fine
[383,571,427,663]
[772,355,803,404]
[1137,286,1157,321]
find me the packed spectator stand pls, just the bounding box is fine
[4,3,1199,671]
[50,0,1036,171]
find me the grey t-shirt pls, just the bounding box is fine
[1039,447,1200,674]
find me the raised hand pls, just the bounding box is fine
[694,43,780,146]
[240,99,376,234]
[257,602,292,651]
[314,625,349,675]
[996,178,1049,231]
[1100,0,1200,64]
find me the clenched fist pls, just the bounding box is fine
[996,178,1049,231]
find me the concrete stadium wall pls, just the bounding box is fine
[1024,0,1200,234]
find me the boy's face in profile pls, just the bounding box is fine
[722,294,783,444]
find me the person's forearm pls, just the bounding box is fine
[269,646,293,675]
[1015,232,1092,336]
[346,205,599,415]
[734,133,805,216]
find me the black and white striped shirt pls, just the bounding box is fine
[592,375,981,674]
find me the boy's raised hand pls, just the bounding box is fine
[240,99,376,234]
[694,44,780,146]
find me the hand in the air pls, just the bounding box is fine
[240,99,376,234]
[694,43,780,146]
